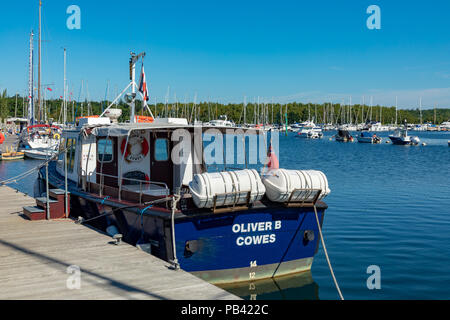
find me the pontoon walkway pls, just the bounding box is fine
[0,186,239,300]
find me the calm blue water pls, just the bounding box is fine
[0,158,43,196]
[1,131,449,300]
[277,131,450,300]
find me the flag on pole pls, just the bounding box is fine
[266,143,279,171]
[47,87,52,91]
[138,65,149,101]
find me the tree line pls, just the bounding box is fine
[1,90,449,125]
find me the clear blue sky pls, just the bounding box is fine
[0,0,449,109]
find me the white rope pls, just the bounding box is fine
[313,205,345,300]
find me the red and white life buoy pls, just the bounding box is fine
[121,132,149,162]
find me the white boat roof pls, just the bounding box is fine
[91,122,264,138]
[91,118,190,137]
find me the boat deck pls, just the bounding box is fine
[0,186,239,300]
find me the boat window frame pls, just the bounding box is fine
[66,138,77,173]
[97,138,114,164]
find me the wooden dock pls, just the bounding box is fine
[0,186,239,300]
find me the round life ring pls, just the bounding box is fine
[120,133,149,162]
[54,133,61,140]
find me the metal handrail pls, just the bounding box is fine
[87,171,170,205]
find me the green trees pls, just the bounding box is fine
[0,91,449,125]
[0,90,9,121]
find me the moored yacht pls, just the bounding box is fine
[389,123,420,146]
[335,128,354,142]
[296,121,323,139]
[36,53,332,285]
[208,115,235,127]
[357,130,382,144]
[19,124,61,151]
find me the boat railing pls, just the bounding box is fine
[284,188,323,208]
[87,171,170,205]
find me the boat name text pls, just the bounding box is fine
[233,221,282,246]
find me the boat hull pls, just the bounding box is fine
[174,208,324,284]
[357,136,382,144]
[24,150,58,160]
[389,136,412,145]
[335,137,353,142]
[0,153,25,161]
[41,162,326,284]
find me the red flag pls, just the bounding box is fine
[138,65,149,101]
[266,144,279,170]
[47,87,52,91]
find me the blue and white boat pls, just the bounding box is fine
[39,116,331,284]
[357,130,382,144]
[389,128,420,146]
[38,53,332,285]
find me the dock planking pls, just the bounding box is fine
[0,186,239,300]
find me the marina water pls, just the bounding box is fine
[1,131,449,300]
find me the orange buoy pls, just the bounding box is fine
[0,132,5,145]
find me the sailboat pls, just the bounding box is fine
[20,2,61,155]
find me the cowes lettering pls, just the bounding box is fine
[233,221,282,246]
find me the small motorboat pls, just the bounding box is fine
[0,151,25,161]
[389,128,420,146]
[335,129,354,142]
[357,131,382,144]
[296,122,323,139]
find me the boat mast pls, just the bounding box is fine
[28,30,35,125]
[419,97,423,125]
[38,0,42,123]
[395,96,398,126]
[129,52,146,123]
[243,96,247,125]
[63,48,67,125]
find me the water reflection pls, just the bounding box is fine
[217,271,319,300]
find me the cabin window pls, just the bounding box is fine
[97,138,114,163]
[66,138,77,173]
[154,138,169,161]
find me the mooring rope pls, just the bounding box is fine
[0,146,70,186]
[313,204,345,300]
[1,141,79,192]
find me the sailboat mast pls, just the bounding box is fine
[243,96,247,125]
[419,97,423,125]
[395,96,398,126]
[38,0,42,122]
[28,30,35,125]
[63,48,67,125]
